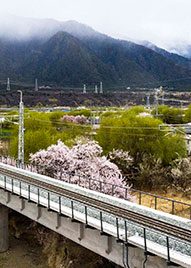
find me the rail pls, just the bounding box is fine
[1,156,191,220]
[0,164,190,267]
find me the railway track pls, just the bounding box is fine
[0,166,191,243]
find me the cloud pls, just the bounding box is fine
[0,0,191,49]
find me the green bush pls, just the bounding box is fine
[152,105,184,124]
[97,107,187,165]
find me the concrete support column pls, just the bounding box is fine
[0,205,8,252]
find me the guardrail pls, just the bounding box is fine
[0,171,190,267]
[1,155,191,219]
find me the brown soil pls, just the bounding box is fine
[133,190,191,218]
[0,237,48,268]
[5,212,118,268]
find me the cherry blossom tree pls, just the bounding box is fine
[30,140,134,201]
[108,149,133,174]
[61,115,88,124]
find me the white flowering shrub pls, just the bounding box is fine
[108,149,133,174]
[171,157,191,194]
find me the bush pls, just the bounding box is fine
[97,107,187,165]
[152,105,184,124]
[171,157,191,195]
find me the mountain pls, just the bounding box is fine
[137,40,191,69]
[167,43,191,59]
[0,16,191,89]
[19,31,117,86]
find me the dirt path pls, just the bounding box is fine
[0,237,48,268]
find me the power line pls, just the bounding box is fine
[25,117,161,130]
[14,115,184,139]
[2,73,191,90]
[106,76,191,89]
[18,119,164,138]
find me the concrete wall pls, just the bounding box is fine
[0,204,8,252]
[0,189,186,268]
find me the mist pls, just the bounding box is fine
[0,14,64,40]
[0,0,191,54]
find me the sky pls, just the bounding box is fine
[0,0,191,49]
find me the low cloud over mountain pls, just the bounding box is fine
[0,15,191,89]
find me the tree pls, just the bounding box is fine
[97,108,187,165]
[30,140,134,201]
[69,109,91,118]
[49,111,65,127]
[108,149,133,175]
[61,115,88,124]
[9,111,92,161]
[184,104,191,123]
[171,157,191,195]
[152,106,184,124]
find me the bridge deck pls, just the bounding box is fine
[0,163,190,267]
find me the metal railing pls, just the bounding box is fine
[1,155,191,219]
[0,173,189,267]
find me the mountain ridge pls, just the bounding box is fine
[0,16,191,89]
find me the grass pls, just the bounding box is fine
[0,128,11,140]
[0,128,10,133]
[0,136,10,140]
[133,190,191,219]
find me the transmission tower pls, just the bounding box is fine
[146,93,150,108]
[100,81,103,94]
[18,91,24,164]
[83,84,86,94]
[35,78,38,91]
[95,85,98,94]
[6,78,11,91]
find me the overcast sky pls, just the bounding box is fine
[0,0,191,48]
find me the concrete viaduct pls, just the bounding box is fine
[0,163,190,268]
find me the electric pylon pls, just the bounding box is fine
[100,81,103,94]
[35,78,38,91]
[6,78,11,91]
[18,91,24,164]
[83,84,86,94]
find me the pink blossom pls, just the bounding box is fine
[30,140,134,201]
[0,141,134,202]
[61,115,88,124]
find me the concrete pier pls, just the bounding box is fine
[0,205,8,252]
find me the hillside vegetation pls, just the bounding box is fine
[0,20,191,88]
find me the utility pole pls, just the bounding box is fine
[100,81,103,94]
[92,112,95,125]
[6,78,10,91]
[161,91,165,105]
[95,85,98,94]
[83,84,86,94]
[35,78,38,91]
[18,91,24,164]
[154,88,159,118]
